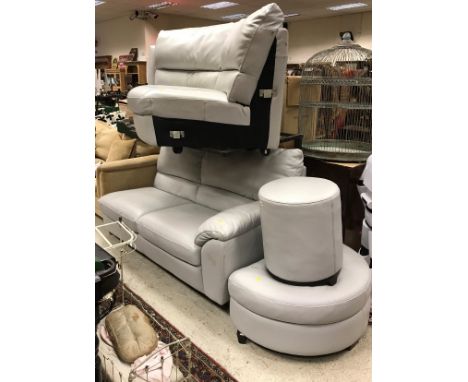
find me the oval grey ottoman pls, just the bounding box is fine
[228,246,371,356]
[259,177,342,284]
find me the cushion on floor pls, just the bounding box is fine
[136,203,218,266]
[105,305,159,363]
[99,187,190,230]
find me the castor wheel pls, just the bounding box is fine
[346,340,359,351]
[260,149,270,156]
[172,146,183,154]
[237,330,248,344]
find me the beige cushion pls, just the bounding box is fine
[105,305,158,363]
[121,133,159,157]
[95,122,120,160]
[134,140,159,157]
[106,139,136,162]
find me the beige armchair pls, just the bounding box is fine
[96,155,158,197]
[95,120,158,216]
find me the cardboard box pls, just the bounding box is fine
[286,76,301,106]
[281,76,301,134]
[282,104,299,135]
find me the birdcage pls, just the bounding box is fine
[298,32,372,162]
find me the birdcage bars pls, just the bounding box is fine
[299,33,372,162]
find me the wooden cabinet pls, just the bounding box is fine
[104,68,125,92]
[104,62,147,92]
[124,61,147,89]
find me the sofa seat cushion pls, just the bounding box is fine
[99,187,190,231]
[136,203,218,266]
[127,85,250,126]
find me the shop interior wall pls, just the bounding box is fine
[96,11,371,65]
[95,14,216,62]
[287,11,371,64]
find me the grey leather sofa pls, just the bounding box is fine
[99,147,305,305]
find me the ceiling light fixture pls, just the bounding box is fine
[148,2,177,10]
[221,13,246,20]
[284,13,300,18]
[202,2,238,10]
[327,3,368,11]
[95,1,106,6]
[129,10,159,20]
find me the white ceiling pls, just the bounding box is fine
[96,0,372,23]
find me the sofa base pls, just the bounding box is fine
[135,236,205,294]
[101,214,205,295]
[230,297,370,356]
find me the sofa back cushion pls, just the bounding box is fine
[196,185,252,211]
[154,147,305,210]
[152,3,284,105]
[154,147,203,201]
[201,149,305,200]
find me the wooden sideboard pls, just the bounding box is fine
[304,156,366,250]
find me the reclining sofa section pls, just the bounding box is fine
[99,147,305,305]
[127,3,287,152]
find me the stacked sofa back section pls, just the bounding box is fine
[152,3,284,105]
[154,147,305,211]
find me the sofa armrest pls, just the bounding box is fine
[195,202,260,246]
[201,226,263,305]
[96,155,158,197]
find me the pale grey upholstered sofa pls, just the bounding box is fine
[127,3,287,152]
[99,147,305,305]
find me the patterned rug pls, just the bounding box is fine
[113,284,238,382]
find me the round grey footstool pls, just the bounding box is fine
[228,246,371,356]
[259,177,343,285]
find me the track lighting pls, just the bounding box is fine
[129,10,159,21]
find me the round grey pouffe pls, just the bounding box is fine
[228,246,371,356]
[259,177,343,284]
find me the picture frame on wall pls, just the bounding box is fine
[118,55,133,69]
[129,48,138,61]
[95,55,112,69]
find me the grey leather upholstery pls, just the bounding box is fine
[127,3,288,150]
[358,155,372,262]
[259,177,343,283]
[99,147,305,305]
[228,247,370,325]
[195,202,260,246]
[228,249,371,356]
[128,85,251,126]
[152,4,283,105]
[202,226,263,304]
[230,297,370,356]
[137,203,218,266]
[201,149,305,200]
[99,187,190,231]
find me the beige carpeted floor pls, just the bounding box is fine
[96,216,371,382]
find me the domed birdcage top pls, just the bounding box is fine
[304,32,372,72]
